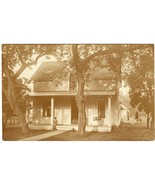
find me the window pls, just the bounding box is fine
[135,112,139,119]
[43,101,51,117]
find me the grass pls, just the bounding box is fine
[2,123,155,141]
[2,127,51,141]
[41,123,155,141]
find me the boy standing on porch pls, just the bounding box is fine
[53,117,58,130]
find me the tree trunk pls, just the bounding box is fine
[75,69,86,136]
[16,104,29,134]
[148,85,154,130]
[151,111,154,130]
[76,87,86,136]
[147,114,150,129]
[72,45,87,136]
[3,87,29,134]
[3,66,29,134]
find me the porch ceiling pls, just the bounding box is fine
[29,91,116,96]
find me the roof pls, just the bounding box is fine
[120,99,131,110]
[29,60,118,94]
[30,61,67,82]
[30,60,117,82]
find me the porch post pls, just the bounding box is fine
[29,100,33,123]
[51,97,54,126]
[25,101,29,124]
[107,96,112,126]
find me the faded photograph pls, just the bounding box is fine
[2,44,154,141]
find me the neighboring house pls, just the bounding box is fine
[28,60,121,132]
[120,100,147,124]
[120,99,131,123]
[130,106,147,124]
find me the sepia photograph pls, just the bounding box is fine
[2,44,154,141]
[1,1,155,185]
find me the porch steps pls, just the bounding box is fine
[57,125,78,131]
[57,125,112,132]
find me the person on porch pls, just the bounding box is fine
[53,117,58,130]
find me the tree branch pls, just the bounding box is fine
[14,47,25,64]
[13,52,46,79]
[81,44,151,67]
[72,45,81,69]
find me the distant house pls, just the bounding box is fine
[130,106,147,124]
[120,100,147,124]
[28,60,121,132]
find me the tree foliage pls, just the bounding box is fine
[122,45,154,128]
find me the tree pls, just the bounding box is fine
[71,44,122,135]
[122,45,154,129]
[2,44,58,134]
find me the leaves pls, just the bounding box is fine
[123,45,154,113]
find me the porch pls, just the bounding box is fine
[29,95,118,125]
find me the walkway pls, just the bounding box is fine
[19,130,67,141]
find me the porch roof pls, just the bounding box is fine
[29,90,116,96]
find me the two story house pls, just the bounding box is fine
[28,60,120,132]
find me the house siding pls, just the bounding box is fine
[34,80,69,92]
[111,96,120,126]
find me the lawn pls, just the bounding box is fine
[41,123,155,141]
[2,127,51,141]
[2,123,155,141]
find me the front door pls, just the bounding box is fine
[98,100,105,125]
[71,97,78,124]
